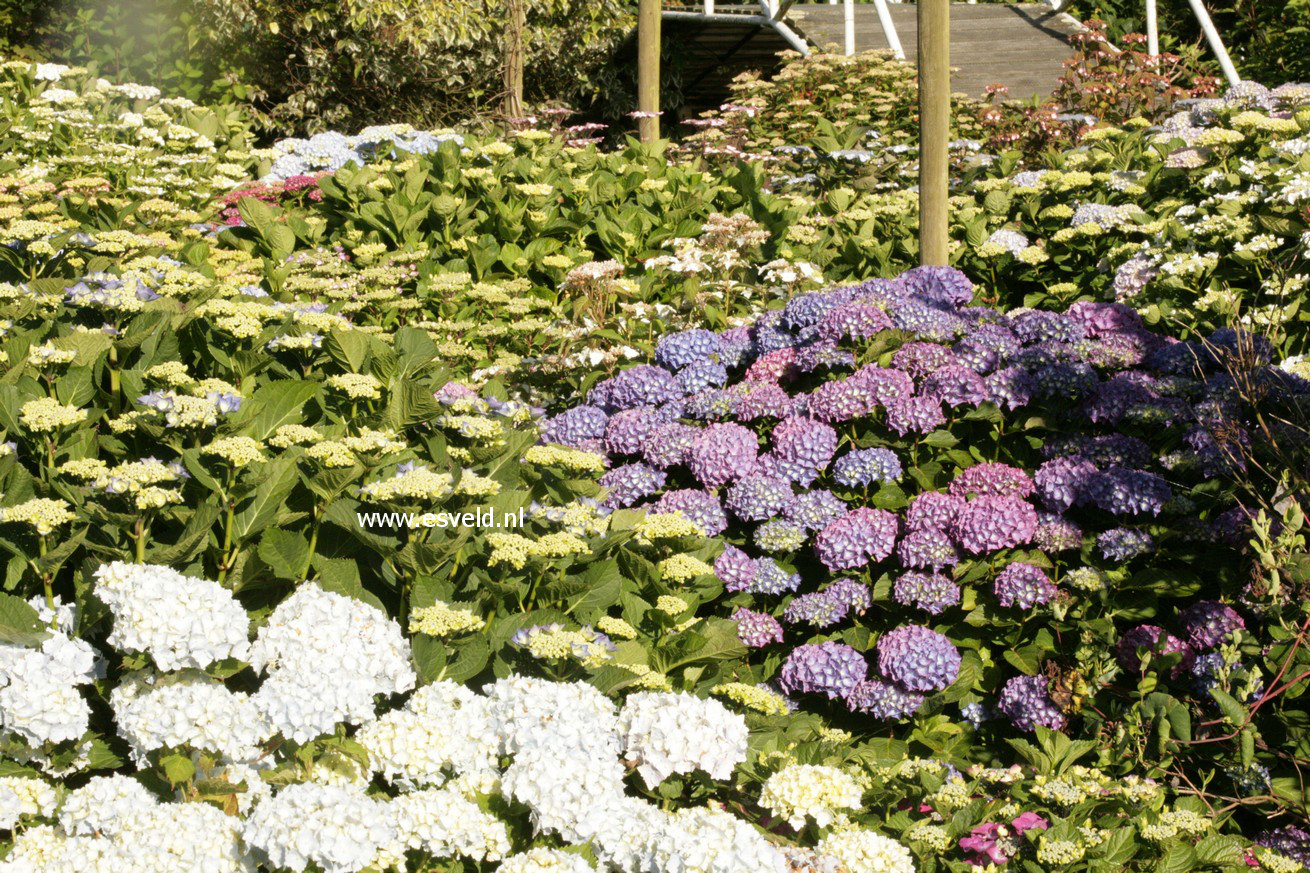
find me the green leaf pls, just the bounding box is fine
[232,456,299,540]
[441,635,490,683]
[160,753,196,786]
[411,634,447,683]
[0,592,48,646]
[1156,842,1196,873]
[257,529,310,581]
[312,555,386,613]
[1194,835,1243,868]
[234,381,321,441]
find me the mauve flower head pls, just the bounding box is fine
[906,492,966,532]
[817,302,893,341]
[954,324,1022,374]
[1086,376,1158,425]
[896,528,959,571]
[985,366,1036,410]
[734,382,794,421]
[1256,827,1310,868]
[960,822,1012,867]
[892,571,961,615]
[893,342,959,378]
[1034,455,1098,512]
[683,388,738,421]
[833,448,902,487]
[794,342,855,374]
[994,562,1058,609]
[603,406,660,455]
[1115,624,1194,676]
[1012,310,1087,345]
[1051,433,1153,469]
[1011,812,1049,835]
[753,323,799,355]
[1078,332,1151,369]
[890,300,965,341]
[997,674,1067,732]
[677,359,729,393]
[589,364,681,411]
[655,329,722,370]
[744,348,797,384]
[950,462,1034,499]
[1180,600,1245,650]
[952,496,1037,554]
[1032,361,1099,400]
[749,557,802,595]
[540,404,608,447]
[1034,513,1083,552]
[900,265,974,309]
[815,507,898,571]
[687,422,758,488]
[1084,466,1172,516]
[642,422,700,469]
[807,379,877,423]
[1067,301,1143,337]
[782,291,845,330]
[885,394,946,436]
[732,607,784,647]
[652,489,727,536]
[827,577,872,614]
[779,640,868,699]
[848,365,916,405]
[769,416,838,485]
[1097,527,1154,562]
[725,474,794,522]
[599,463,667,509]
[784,590,849,629]
[922,365,989,407]
[846,679,924,720]
[715,545,758,592]
[877,625,961,692]
[784,489,847,531]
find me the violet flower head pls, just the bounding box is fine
[848,365,915,406]
[1180,600,1245,650]
[901,265,975,309]
[589,364,681,411]
[923,365,989,407]
[540,404,608,448]
[734,383,794,421]
[599,463,667,509]
[997,675,1067,732]
[603,407,660,455]
[642,422,700,469]
[1097,527,1154,562]
[768,416,838,485]
[652,489,728,537]
[687,422,758,488]
[784,489,848,531]
[892,571,961,615]
[876,625,961,692]
[896,528,959,571]
[779,641,868,699]
[725,474,793,522]
[892,342,959,379]
[950,462,1034,499]
[985,366,1035,410]
[677,359,729,393]
[885,394,946,436]
[993,562,1058,609]
[655,329,723,370]
[817,302,893,341]
[715,545,758,592]
[833,448,902,488]
[906,492,965,532]
[845,679,924,720]
[732,607,784,648]
[1034,513,1083,552]
[951,496,1037,554]
[1084,467,1172,516]
[1115,624,1194,676]
[815,507,899,571]
[748,557,802,595]
[1034,455,1098,513]
[807,379,876,423]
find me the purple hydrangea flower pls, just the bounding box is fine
[877,625,961,692]
[1097,527,1154,562]
[1012,310,1087,345]
[687,422,758,488]
[779,641,868,699]
[725,474,793,522]
[846,679,924,720]
[1180,601,1245,650]
[901,265,974,309]
[993,562,1058,609]
[1034,513,1083,552]
[817,303,893,341]
[768,417,838,485]
[950,463,1034,499]
[784,591,848,628]
[784,489,848,531]
[642,422,700,469]
[1067,301,1143,337]
[589,365,681,411]
[715,545,758,592]
[922,365,989,407]
[885,394,947,436]
[815,507,898,571]
[749,557,802,595]
[1115,624,1194,676]
[1034,456,1098,513]
[985,366,1035,410]
[1256,827,1310,868]
[655,329,723,370]
[677,359,729,393]
[732,607,784,647]
[997,675,1067,732]
[652,489,728,536]
[906,492,966,532]
[603,407,660,455]
[952,496,1037,554]
[807,379,877,423]
[735,383,794,421]
[960,702,992,727]
[683,388,738,421]
[540,405,608,447]
[1032,362,1098,400]
[833,448,902,487]
[891,301,966,340]
[893,342,959,378]
[783,292,844,330]
[892,571,961,615]
[1084,467,1172,516]
[896,528,959,571]
[794,342,855,373]
[599,463,667,509]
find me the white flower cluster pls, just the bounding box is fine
[93,562,250,670]
[241,783,394,873]
[109,670,266,765]
[760,764,865,829]
[617,691,748,787]
[818,829,917,873]
[0,632,99,746]
[499,847,597,873]
[248,583,416,742]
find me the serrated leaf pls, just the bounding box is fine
[257,529,310,581]
[0,591,48,646]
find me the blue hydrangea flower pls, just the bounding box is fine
[997,675,1066,732]
[832,448,902,487]
[655,329,723,370]
[892,571,960,614]
[846,679,924,720]
[876,625,961,692]
[779,641,868,699]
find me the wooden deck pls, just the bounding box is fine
[659,3,1084,111]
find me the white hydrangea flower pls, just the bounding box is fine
[617,691,748,787]
[0,634,98,746]
[0,775,58,819]
[0,784,20,831]
[481,674,618,758]
[241,783,396,873]
[498,847,597,873]
[387,787,511,861]
[501,745,628,844]
[110,671,268,765]
[248,583,414,742]
[635,805,789,873]
[58,774,159,837]
[93,562,250,670]
[760,764,864,829]
[818,829,917,873]
[357,681,498,792]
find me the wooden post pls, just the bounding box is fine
[504,0,526,118]
[917,0,949,266]
[637,0,661,142]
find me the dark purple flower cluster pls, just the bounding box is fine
[998,675,1067,732]
[598,463,667,509]
[732,607,784,647]
[655,329,722,370]
[892,571,961,615]
[1097,527,1154,562]
[949,462,1034,499]
[846,679,924,720]
[896,528,958,570]
[1084,466,1172,516]
[952,496,1037,553]
[687,423,758,488]
[725,474,793,522]
[815,507,898,571]
[589,364,681,411]
[1179,600,1245,649]
[832,448,902,487]
[993,562,1057,610]
[876,625,961,692]
[1115,625,1194,677]
[779,641,868,699]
